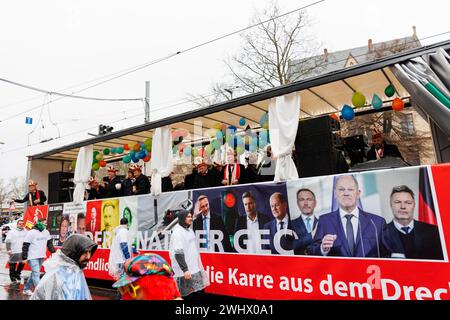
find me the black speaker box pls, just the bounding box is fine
[48,172,74,204]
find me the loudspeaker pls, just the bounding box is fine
[343,135,366,166]
[295,116,348,177]
[48,172,74,204]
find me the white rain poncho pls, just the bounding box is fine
[30,235,97,300]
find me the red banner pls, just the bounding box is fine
[23,205,48,230]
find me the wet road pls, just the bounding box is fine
[0,242,116,300]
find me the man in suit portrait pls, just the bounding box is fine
[234,191,271,253]
[308,175,386,257]
[382,185,443,260]
[290,188,319,255]
[193,195,233,253]
[263,192,312,255]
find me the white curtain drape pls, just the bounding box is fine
[150,125,173,195]
[73,145,93,203]
[268,92,300,181]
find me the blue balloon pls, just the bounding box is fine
[216,130,223,140]
[239,118,246,126]
[184,146,192,156]
[372,94,383,110]
[228,125,237,133]
[341,104,355,121]
[138,151,146,159]
[259,113,268,127]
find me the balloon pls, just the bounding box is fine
[213,123,222,130]
[122,155,131,164]
[341,104,355,121]
[215,130,223,140]
[130,150,135,156]
[199,148,205,157]
[143,155,151,162]
[249,143,257,152]
[92,163,100,171]
[259,113,268,127]
[385,84,396,97]
[392,97,404,111]
[330,113,339,121]
[192,148,198,157]
[205,145,214,156]
[139,150,147,159]
[96,153,104,161]
[352,91,366,108]
[228,125,237,133]
[145,144,152,152]
[117,147,124,154]
[99,160,107,167]
[71,160,76,169]
[211,139,220,150]
[178,143,185,152]
[239,118,246,126]
[133,143,140,152]
[236,146,244,155]
[221,124,227,131]
[110,147,117,154]
[131,154,139,163]
[103,148,110,155]
[172,145,178,154]
[372,94,383,110]
[144,138,152,146]
[184,146,192,156]
[225,134,232,143]
[124,144,130,151]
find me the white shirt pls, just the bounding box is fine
[23,229,51,260]
[393,220,414,234]
[246,215,262,254]
[339,207,360,242]
[110,225,130,264]
[276,215,289,234]
[5,228,28,253]
[301,214,315,233]
[170,224,203,277]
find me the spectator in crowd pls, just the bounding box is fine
[131,164,150,195]
[22,219,56,296]
[5,219,27,284]
[12,180,47,207]
[221,148,245,186]
[366,131,404,161]
[31,234,97,300]
[121,168,135,197]
[193,157,221,189]
[104,166,123,198]
[86,177,107,200]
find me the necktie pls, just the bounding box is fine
[279,221,284,231]
[401,226,410,234]
[203,217,209,249]
[306,217,312,233]
[345,214,355,256]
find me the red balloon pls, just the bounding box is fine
[392,98,404,111]
[99,160,107,167]
[124,144,130,151]
[330,113,339,121]
[199,148,205,158]
[143,155,151,162]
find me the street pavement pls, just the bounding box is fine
[0,242,116,300]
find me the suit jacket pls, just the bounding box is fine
[308,209,386,257]
[382,220,443,260]
[234,213,271,252]
[15,190,47,206]
[105,176,123,198]
[290,216,318,255]
[193,213,233,252]
[367,142,403,161]
[263,217,313,255]
[133,174,150,195]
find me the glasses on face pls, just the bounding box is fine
[118,283,141,298]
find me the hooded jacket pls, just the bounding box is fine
[31,234,97,300]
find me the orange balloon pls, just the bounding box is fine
[99,160,107,167]
[133,143,140,152]
[392,98,404,111]
[124,144,130,151]
[330,113,339,121]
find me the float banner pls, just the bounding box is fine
[46,164,450,299]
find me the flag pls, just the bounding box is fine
[418,167,437,225]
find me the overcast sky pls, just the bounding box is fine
[0,0,449,181]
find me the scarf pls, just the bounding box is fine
[223,164,240,183]
[28,190,40,206]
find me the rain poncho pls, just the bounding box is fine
[31,234,97,300]
[108,225,131,280]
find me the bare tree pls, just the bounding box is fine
[8,176,26,200]
[187,2,325,106]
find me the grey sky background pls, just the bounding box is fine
[1,0,449,180]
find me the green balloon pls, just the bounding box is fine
[192,148,199,157]
[146,144,152,152]
[117,147,124,154]
[385,84,395,98]
[236,146,244,155]
[144,138,152,145]
[211,139,220,150]
[122,155,131,164]
[71,160,76,169]
[103,148,110,155]
[92,163,100,171]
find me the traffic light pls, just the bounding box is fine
[98,124,114,135]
